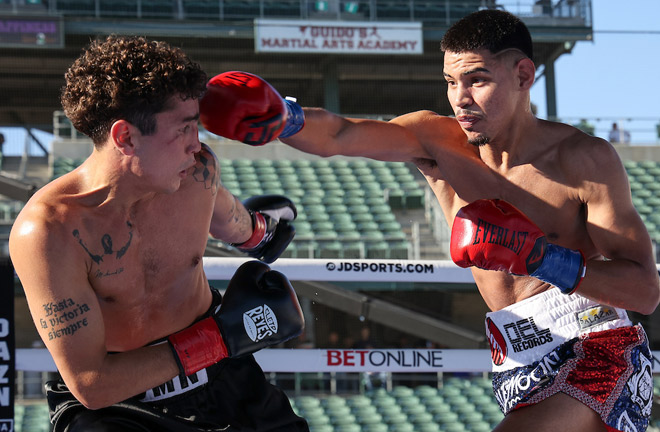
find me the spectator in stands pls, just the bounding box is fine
[199,9,660,432]
[352,326,376,349]
[9,35,307,432]
[573,117,595,135]
[608,122,631,144]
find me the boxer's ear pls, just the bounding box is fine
[111,120,135,155]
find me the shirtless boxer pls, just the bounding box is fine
[198,9,660,432]
[9,36,308,431]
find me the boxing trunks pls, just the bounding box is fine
[46,288,309,432]
[487,287,652,432]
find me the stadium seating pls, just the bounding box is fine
[218,158,420,259]
[624,160,660,244]
[288,376,505,432]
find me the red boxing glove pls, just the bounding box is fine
[199,71,286,146]
[450,199,585,294]
[450,199,545,275]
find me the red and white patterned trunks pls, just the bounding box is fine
[486,288,652,432]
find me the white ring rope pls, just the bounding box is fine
[203,257,474,283]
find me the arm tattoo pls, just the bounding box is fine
[225,198,241,224]
[39,297,91,340]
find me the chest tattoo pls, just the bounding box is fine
[72,221,134,264]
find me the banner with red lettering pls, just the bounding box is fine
[15,348,660,373]
[253,349,491,372]
[255,19,423,55]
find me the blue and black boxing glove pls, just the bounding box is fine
[232,195,297,264]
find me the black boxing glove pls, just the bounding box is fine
[233,195,297,264]
[168,261,304,377]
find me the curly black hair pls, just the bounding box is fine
[61,35,208,145]
[440,9,533,60]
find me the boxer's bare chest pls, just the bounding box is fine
[71,195,212,348]
[416,156,593,310]
[417,156,585,244]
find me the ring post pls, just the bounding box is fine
[0,257,15,431]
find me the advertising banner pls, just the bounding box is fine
[255,19,423,55]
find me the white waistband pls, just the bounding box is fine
[485,288,631,372]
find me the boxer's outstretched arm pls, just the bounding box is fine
[281,108,454,163]
[9,210,180,409]
[198,71,464,163]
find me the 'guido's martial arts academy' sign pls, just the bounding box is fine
[255,19,423,55]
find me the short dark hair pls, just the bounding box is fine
[440,9,533,60]
[61,35,207,145]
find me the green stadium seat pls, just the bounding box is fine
[389,423,415,432]
[626,166,646,177]
[330,412,358,426]
[322,395,348,408]
[405,189,424,208]
[302,194,324,205]
[350,160,369,169]
[324,195,345,206]
[342,241,365,258]
[383,411,408,425]
[329,159,349,168]
[388,240,410,259]
[373,212,397,223]
[292,159,312,168]
[344,195,366,206]
[315,166,334,176]
[638,160,658,169]
[357,221,379,232]
[345,188,367,198]
[623,160,638,170]
[387,189,406,209]
[334,167,354,176]
[369,203,392,215]
[416,424,441,432]
[356,411,382,425]
[348,204,371,215]
[317,173,338,183]
[335,424,361,432]
[636,174,655,184]
[434,410,460,425]
[346,394,372,408]
[361,424,388,432]
[326,204,349,215]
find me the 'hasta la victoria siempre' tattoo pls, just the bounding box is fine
[72,221,133,265]
[39,297,91,340]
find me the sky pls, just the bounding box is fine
[2,0,660,155]
[529,0,660,144]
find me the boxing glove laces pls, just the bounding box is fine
[168,261,304,377]
[450,199,586,294]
